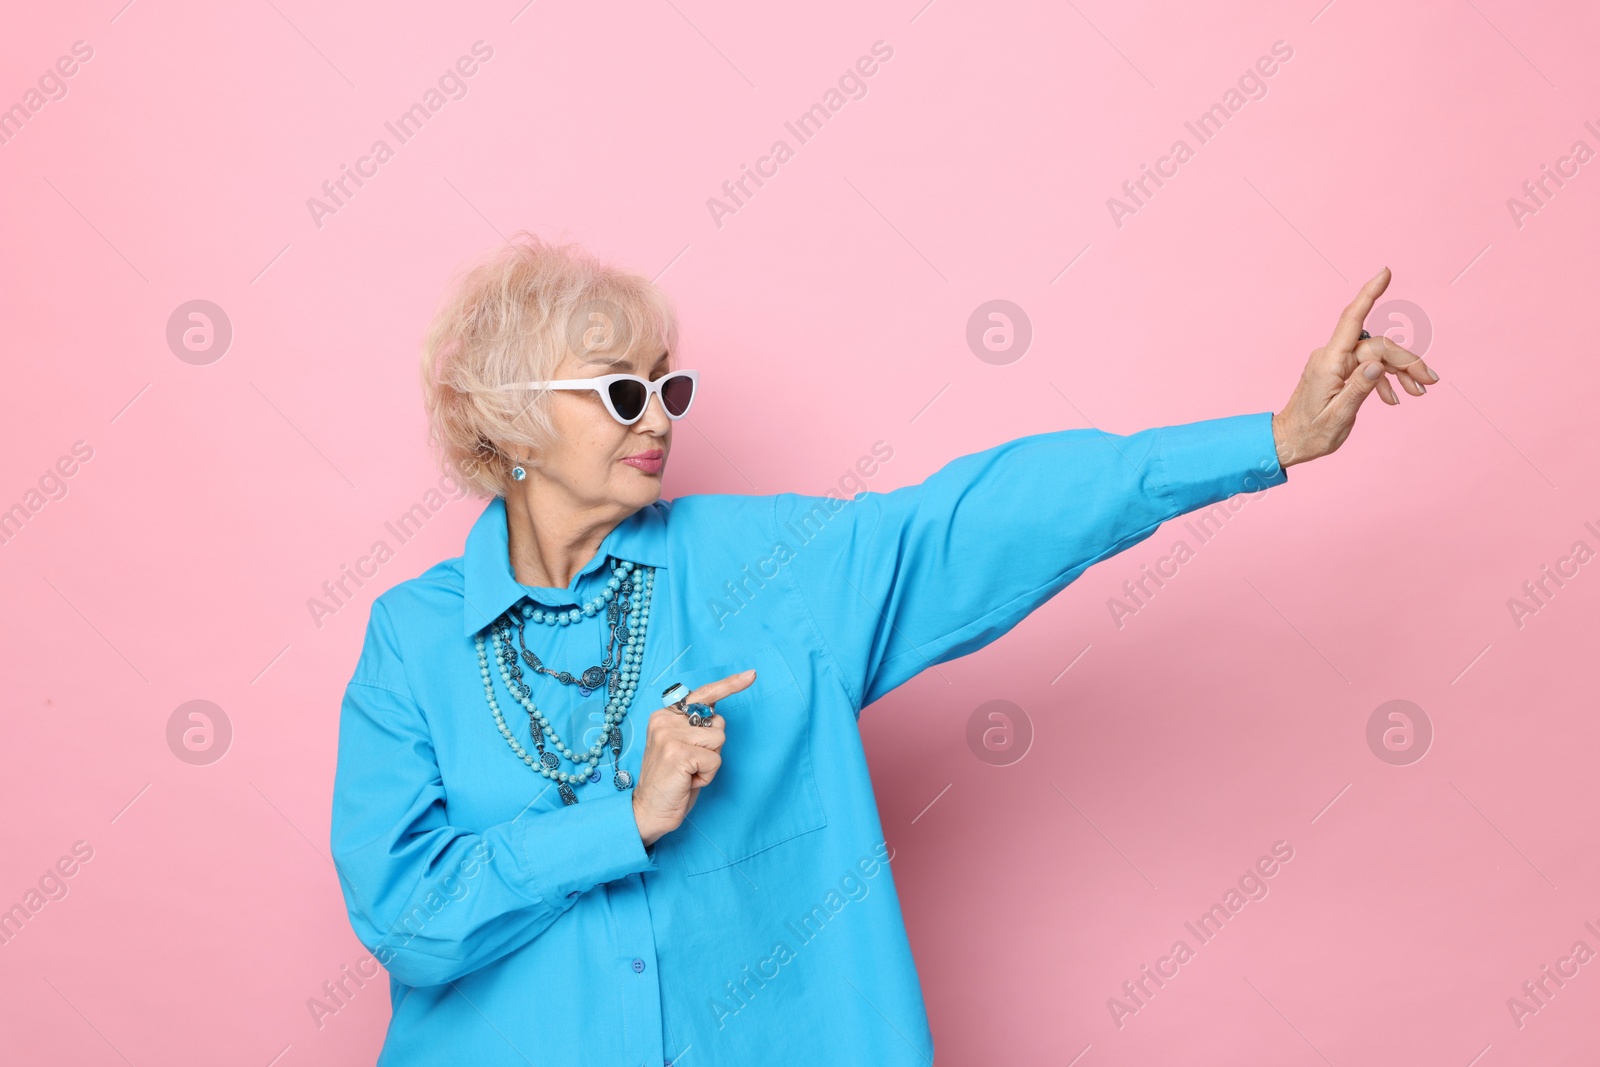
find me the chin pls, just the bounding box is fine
[616,477,664,508]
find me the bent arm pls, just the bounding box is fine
[778,411,1286,710]
[329,605,655,988]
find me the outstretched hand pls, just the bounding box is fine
[1270,267,1439,468]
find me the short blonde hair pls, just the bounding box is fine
[419,230,680,498]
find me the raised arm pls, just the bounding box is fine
[329,600,655,988]
[778,267,1441,712]
[777,412,1286,710]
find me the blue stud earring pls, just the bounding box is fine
[512,465,527,482]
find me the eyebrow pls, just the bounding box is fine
[589,350,670,370]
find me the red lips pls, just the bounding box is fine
[621,449,664,473]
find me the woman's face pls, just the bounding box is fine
[521,346,673,514]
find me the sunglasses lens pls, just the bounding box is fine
[661,374,695,417]
[607,379,646,421]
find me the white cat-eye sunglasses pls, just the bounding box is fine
[495,370,699,426]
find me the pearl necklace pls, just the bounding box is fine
[474,559,655,805]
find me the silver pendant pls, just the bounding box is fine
[613,769,632,789]
[559,783,578,805]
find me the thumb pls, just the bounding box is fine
[1331,359,1386,424]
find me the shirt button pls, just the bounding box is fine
[631,958,646,973]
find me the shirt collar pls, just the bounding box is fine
[461,495,669,638]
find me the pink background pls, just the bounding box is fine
[3,0,1597,1063]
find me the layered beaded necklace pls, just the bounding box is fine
[473,557,656,805]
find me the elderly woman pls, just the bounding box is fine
[330,232,1435,1065]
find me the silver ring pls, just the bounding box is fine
[1359,329,1371,340]
[662,683,716,726]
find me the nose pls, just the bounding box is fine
[636,388,671,432]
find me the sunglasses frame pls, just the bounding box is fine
[495,369,699,426]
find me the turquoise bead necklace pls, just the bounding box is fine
[473,557,656,805]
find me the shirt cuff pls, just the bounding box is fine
[514,789,658,905]
[1157,411,1287,513]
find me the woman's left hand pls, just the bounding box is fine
[1270,267,1440,469]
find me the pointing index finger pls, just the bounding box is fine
[685,669,757,708]
[1329,267,1391,354]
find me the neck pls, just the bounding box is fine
[503,481,626,591]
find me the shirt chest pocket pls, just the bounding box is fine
[656,641,828,876]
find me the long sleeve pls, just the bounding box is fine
[776,411,1287,711]
[329,600,657,988]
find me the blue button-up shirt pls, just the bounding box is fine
[330,412,1286,1065]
